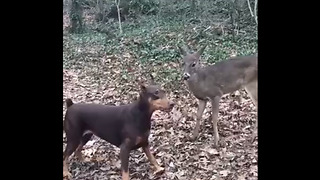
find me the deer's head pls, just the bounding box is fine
[178,45,207,81]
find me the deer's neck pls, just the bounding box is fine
[186,69,206,85]
[184,69,214,100]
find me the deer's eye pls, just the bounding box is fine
[191,62,196,67]
[154,90,159,95]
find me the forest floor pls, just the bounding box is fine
[63,8,257,180]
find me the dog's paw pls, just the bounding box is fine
[63,170,72,179]
[188,135,198,142]
[78,156,92,163]
[213,139,225,149]
[250,133,257,144]
[92,156,104,162]
[213,140,219,148]
[83,157,92,162]
[76,155,84,162]
[153,167,165,175]
[219,139,227,147]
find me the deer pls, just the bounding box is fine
[178,45,257,147]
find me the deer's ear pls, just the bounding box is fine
[195,45,207,58]
[178,46,188,56]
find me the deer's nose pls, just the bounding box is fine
[183,73,190,80]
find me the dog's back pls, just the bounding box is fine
[63,75,174,179]
[65,98,74,108]
[64,102,133,147]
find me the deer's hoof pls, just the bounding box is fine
[251,134,257,144]
[154,167,165,175]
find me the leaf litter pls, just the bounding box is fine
[63,12,257,180]
[63,53,257,180]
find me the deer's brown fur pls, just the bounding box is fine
[178,45,257,146]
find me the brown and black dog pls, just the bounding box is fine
[63,75,174,180]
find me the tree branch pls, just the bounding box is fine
[246,0,258,24]
[115,0,122,34]
[246,0,254,17]
[254,0,258,24]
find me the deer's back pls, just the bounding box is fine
[187,55,257,99]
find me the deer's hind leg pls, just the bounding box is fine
[244,79,258,142]
[210,96,221,147]
[245,80,257,106]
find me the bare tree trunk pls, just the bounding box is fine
[246,0,254,17]
[69,0,84,33]
[115,0,123,35]
[254,0,258,24]
[63,0,71,13]
[95,0,104,22]
[229,0,238,41]
[246,0,258,24]
[191,0,196,16]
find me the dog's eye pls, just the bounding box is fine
[191,62,196,67]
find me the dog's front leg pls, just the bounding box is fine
[120,143,131,180]
[142,145,165,175]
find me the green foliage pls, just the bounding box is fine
[129,0,159,15]
[69,0,85,33]
[63,0,257,84]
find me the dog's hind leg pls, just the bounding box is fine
[74,132,93,161]
[63,141,80,178]
[63,129,81,178]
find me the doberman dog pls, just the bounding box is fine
[63,75,175,180]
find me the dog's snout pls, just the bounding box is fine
[169,102,175,108]
[183,73,190,80]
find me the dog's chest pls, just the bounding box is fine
[134,130,150,147]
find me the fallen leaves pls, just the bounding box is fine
[63,70,258,179]
[63,23,258,180]
[219,170,230,177]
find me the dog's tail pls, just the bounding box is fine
[65,98,74,108]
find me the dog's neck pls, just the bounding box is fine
[136,94,154,118]
[130,94,154,130]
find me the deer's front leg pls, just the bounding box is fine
[142,145,165,175]
[190,99,207,141]
[210,96,221,147]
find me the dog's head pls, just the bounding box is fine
[139,74,174,112]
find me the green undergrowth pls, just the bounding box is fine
[63,15,257,85]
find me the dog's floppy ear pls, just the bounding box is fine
[149,74,156,85]
[138,81,147,92]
